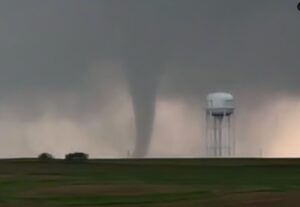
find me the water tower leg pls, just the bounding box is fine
[218,116,223,157]
[213,117,217,157]
[227,115,231,157]
[228,115,235,157]
[222,112,227,157]
[205,111,209,157]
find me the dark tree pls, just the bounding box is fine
[38,153,54,161]
[65,152,88,162]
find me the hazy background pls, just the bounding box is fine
[0,0,299,158]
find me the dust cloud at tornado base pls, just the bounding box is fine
[0,1,298,157]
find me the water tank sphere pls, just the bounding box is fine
[207,92,234,116]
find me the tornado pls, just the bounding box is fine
[119,2,172,157]
[125,58,162,158]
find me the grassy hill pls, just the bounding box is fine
[1,158,300,206]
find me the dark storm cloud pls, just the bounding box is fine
[2,0,296,93]
[0,0,298,157]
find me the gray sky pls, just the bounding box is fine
[0,0,299,157]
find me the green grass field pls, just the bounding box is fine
[1,158,300,206]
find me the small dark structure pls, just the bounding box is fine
[38,153,54,161]
[65,152,89,161]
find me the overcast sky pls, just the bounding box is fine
[0,0,299,157]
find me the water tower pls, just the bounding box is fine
[206,92,235,157]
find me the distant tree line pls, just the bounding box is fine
[65,152,88,161]
[38,152,89,162]
[38,152,54,161]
